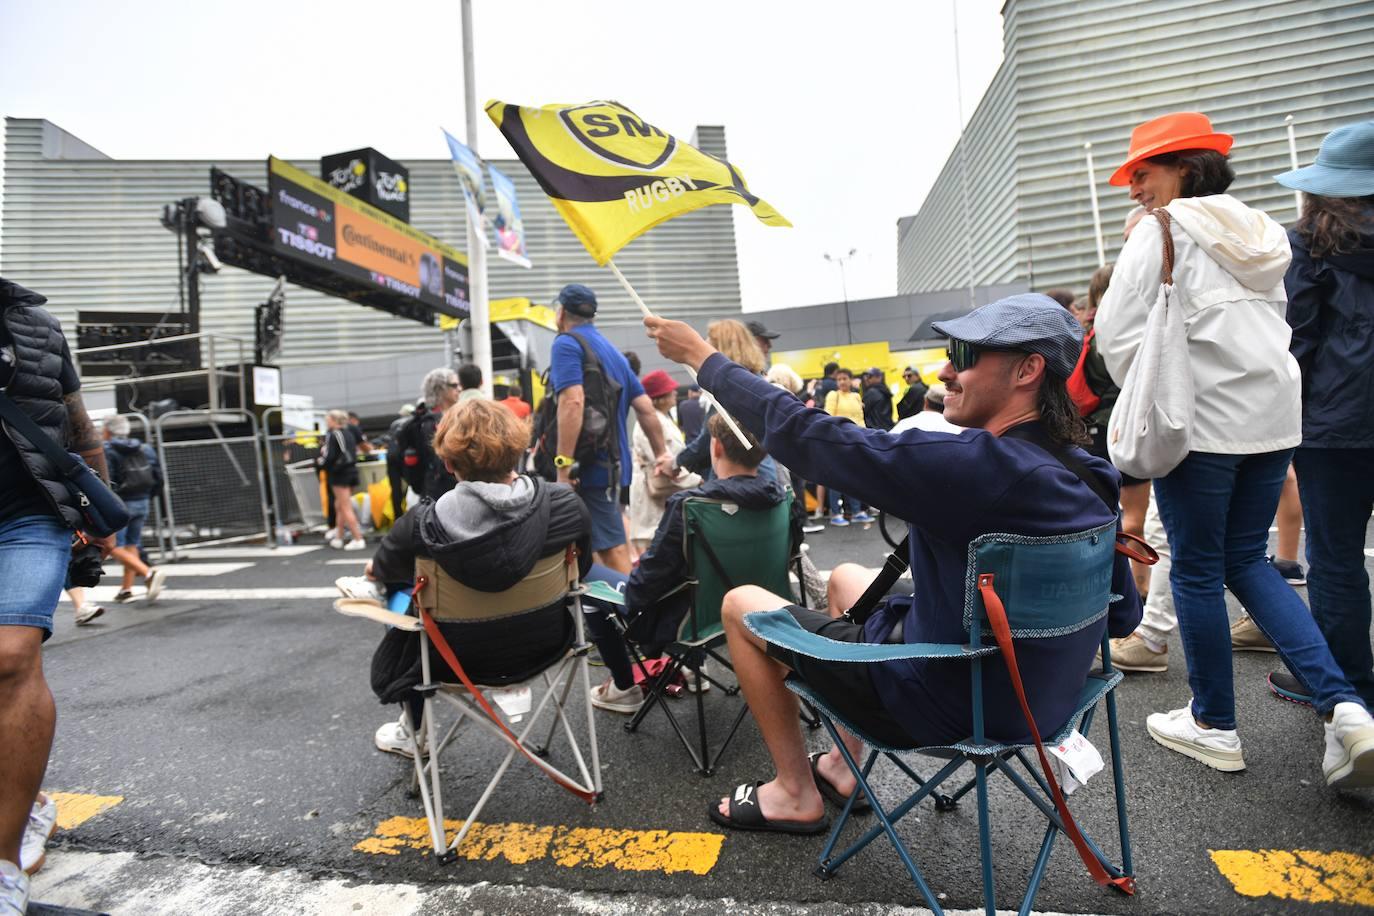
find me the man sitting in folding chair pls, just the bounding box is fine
[643,296,1143,851]
[582,411,788,716]
[336,398,591,757]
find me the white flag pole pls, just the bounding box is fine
[1285,115,1303,217]
[606,259,753,450]
[460,0,492,397]
[1084,142,1106,268]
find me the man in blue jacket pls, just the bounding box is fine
[645,294,1142,834]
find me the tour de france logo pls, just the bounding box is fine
[558,101,678,171]
[329,159,367,194]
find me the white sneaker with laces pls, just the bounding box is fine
[590,679,644,714]
[145,566,168,603]
[1324,701,1374,788]
[343,538,367,551]
[375,716,425,758]
[335,576,383,604]
[19,794,57,875]
[681,662,712,694]
[1146,705,1245,772]
[0,860,29,915]
[74,603,105,626]
[329,537,345,549]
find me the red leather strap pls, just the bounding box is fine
[414,574,598,805]
[977,573,1135,895]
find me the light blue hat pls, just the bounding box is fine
[931,293,1084,379]
[1275,121,1374,198]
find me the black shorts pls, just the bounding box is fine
[763,604,918,749]
[328,467,360,489]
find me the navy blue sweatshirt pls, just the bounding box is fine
[697,352,1142,746]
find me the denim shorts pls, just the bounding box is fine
[0,513,72,638]
[117,497,150,548]
[580,485,627,553]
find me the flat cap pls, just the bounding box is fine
[930,293,1084,379]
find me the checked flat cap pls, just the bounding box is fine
[931,293,1084,379]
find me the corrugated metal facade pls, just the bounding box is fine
[898,0,1374,295]
[0,118,742,366]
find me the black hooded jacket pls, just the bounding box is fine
[1286,218,1374,448]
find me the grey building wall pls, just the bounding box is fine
[898,0,1374,295]
[0,118,743,370]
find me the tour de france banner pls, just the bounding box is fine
[487,164,531,268]
[442,128,488,246]
[486,99,790,265]
[267,157,469,317]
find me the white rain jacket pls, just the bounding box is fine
[1095,193,1301,455]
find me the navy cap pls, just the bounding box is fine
[931,293,1084,379]
[746,319,779,340]
[555,283,597,317]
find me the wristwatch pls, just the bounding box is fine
[554,454,575,469]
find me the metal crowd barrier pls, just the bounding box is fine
[260,406,329,537]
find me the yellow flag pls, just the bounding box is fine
[486,100,790,265]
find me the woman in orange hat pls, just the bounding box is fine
[1095,112,1374,788]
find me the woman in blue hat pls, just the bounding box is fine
[1271,120,1374,712]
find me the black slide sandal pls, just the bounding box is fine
[809,752,872,814]
[707,782,830,835]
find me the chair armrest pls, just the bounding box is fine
[581,580,628,606]
[332,598,424,631]
[744,609,998,663]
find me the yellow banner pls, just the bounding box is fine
[486,100,790,265]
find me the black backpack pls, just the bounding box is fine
[117,447,156,497]
[529,333,623,485]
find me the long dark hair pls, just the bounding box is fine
[1147,149,1235,198]
[1295,193,1374,258]
[1039,375,1091,447]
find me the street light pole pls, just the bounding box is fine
[824,248,857,345]
[461,0,492,396]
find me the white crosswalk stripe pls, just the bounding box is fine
[174,545,322,558]
[101,562,252,578]
[64,586,338,602]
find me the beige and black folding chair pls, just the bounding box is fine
[342,548,602,862]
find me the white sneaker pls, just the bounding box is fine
[681,662,712,694]
[590,678,644,714]
[144,567,168,604]
[1146,705,1245,772]
[0,860,29,915]
[74,603,105,626]
[1324,701,1374,788]
[19,794,57,875]
[324,528,340,541]
[375,716,425,758]
[329,537,345,549]
[335,576,383,604]
[343,538,367,551]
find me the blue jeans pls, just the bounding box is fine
[0,514,72,637]
[116,497,149,548]
[1293,448,1374,708]
[579,565,635,688]
[1154,449,1363,726]
[827,488,859,517]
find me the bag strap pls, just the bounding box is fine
[1152,209,1175,285]
[843,535,910,626]
[977,572,1136,896]
[0,390,83,480]
[413,556,599,805]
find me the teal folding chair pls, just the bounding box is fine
[624,494,795,775]
[746,519,1137,915]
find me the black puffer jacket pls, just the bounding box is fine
[370,475,591,703]
[1286,220,1374,448]
[0,278,81,526]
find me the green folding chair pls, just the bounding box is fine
[624,494,795,775]
[746,519,1138,914]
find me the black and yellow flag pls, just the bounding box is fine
[486,99,790,265]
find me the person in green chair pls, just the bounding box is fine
[584,412,787,715]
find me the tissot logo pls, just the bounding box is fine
[559,101,677,171]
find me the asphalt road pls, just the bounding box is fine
[27,518,1374,915]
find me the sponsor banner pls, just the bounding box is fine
[486,98,789,265]
[442,129,488,248]
[268,157,468,317]
[487,164,531,268]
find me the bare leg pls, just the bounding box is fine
[66,588,85,614]
[332,486,363,541]
[1276,464,1302,563]
[1121,481,1151,599]
[810,564,876,798]
[594,544,632,575]
[0,627,54,863]
[111,546,149,591]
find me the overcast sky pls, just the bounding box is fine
[0,0,1004,313]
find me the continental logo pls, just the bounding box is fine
[559,101,677,171]
[342,225,416,267]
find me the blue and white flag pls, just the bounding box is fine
[487,164,531,268]
[442,128,488,249]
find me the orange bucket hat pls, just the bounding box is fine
[1109,112,1233,186]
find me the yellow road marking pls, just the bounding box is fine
[49,792,124,830]
[356,816,724,875]
[1210,849,1374,907]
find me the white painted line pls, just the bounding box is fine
[60,587,337,602]
[173,545,322,558]
[326,558,372,566]
[1366,548,1374,558]
[101,562,253,578]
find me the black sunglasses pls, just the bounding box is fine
[946,338,980,372]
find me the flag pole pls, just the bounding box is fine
[1084,142,1106,268]
[607,259,754,449]
[1285,114,1302,218]
[460,0,492,396]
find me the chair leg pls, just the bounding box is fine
[975,760,996,916]
[625,654,679,734]
[1105,690,1134,878]
[1019,820,1059,916]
